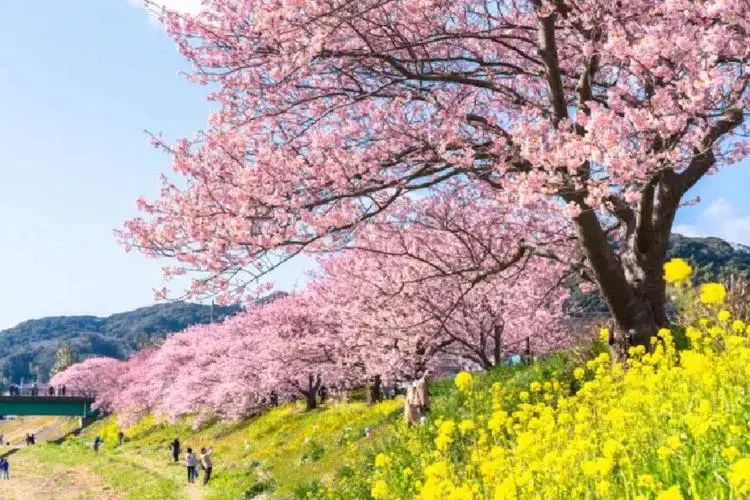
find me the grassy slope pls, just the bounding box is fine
[4,355,581,499]
[15,398,403,499]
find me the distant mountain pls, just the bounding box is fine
[0,292,289,384]
[668,234,750,281]
[569,234,750,315]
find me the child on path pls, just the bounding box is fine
[185,448,198,483]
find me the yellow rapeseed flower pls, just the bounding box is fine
[657,486,684,500]
[374,453,391,468]
[723,446,740,463]
[459,419,476,434]
[357,290,750,500]
[371,479,388,499]
[639,474,656,489]
[454,372,474,393]
[596,480,611,495]
[730,458,750,494]
[663,258,692,283]
[657,446,673,460]
[718,309,732,322]
[700,283,727,305]
[425,461,449,478]
[666,435,682,451]
[487,411,508,434]
[599,327,610,343]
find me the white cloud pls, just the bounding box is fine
[674,197,750,246]
[127,0,204,16]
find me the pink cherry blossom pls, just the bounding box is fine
[116,0,748,354]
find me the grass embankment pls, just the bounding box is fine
[16,397,404,499]
[0,415,79,447]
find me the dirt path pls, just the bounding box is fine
[115,451,204,500]
[0,453,120,500]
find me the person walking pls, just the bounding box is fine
[170,438,181,463]
[0,457,8,480]
[48,386,54,397]
[117,431,124,447]
[61,385,66,396]
[92,435,101,453]
[200,447,213,485]
[185,448,198,483]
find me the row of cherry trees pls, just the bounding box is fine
[53,194,570,424]
[119,0,748,359]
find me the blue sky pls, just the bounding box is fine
[0,1,747,330]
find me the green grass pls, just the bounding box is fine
[20,397,403,499]
[24,438,183,499]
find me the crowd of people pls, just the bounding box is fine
[5,383,66,397]
[170,438,213,485]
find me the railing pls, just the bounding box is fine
[1,388,96,398]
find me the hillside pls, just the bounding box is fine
[669,233,750,279]
[0,302,244,385]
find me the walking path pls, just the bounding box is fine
[0,453,120,499]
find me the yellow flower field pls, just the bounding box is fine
[351,260,750,499]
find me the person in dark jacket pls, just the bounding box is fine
[170,438,181,463]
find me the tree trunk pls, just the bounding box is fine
[571,195,670,359]
[304,390,317,410]
[367,375,382,405]
[300,373,322,411]
[492,323,503,366]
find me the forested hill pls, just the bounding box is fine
[669,233,750,280]
[0,301,254,385]
[570,233,750,314]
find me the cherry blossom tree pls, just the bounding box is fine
[247,293,365,410]
[311,191,571,373]
[50,357,126,412]
[120,0,749,356]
